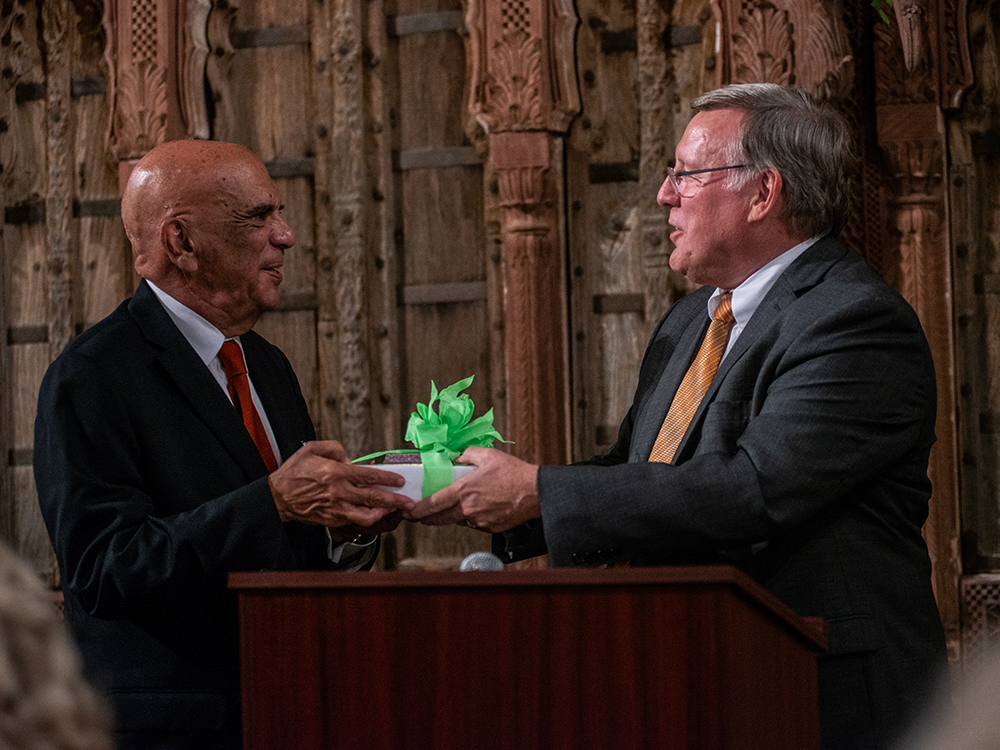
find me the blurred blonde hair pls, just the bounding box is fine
[0,542,112,750]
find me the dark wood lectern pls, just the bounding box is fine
[230,566,826,750]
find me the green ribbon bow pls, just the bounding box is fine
[354,375,506,498]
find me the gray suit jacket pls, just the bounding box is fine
[501,236,947,748]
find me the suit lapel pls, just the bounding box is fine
[714,235,849,384]
[128,281,270,478]
[648,236,850,463]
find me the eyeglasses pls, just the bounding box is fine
[667,164,747,197]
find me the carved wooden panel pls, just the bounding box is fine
[566,0,707,461]
[949,1,1000,583]
[0,0,113,580]
[710,0,854,100]
[387,0,494,566]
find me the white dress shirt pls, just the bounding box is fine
[708,235,821,361]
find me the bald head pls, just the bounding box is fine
[123,140,265,275]
[121,140,295,335]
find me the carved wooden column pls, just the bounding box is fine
[323,0,375,457]
[41,0,73,361]
[466,0,580,465]
[103,0,210,183]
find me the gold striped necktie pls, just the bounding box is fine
[648,291,735,464]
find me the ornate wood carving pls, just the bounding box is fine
[466,0,580,466]
[103,0,169,160]
[103,0,210,163]
[937,0,974,110]
[637,0,675,321]
[710,0,854,101]
[41,0,73,360]
[874,1,967,660]
[894,0,929,73]
[325,0,374,457]
[179,0,212,141]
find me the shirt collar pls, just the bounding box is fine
[146,281,230,366]
[708,235,822,324]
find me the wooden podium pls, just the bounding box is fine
[230,566,826,749]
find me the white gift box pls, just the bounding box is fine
[375,462,475,501]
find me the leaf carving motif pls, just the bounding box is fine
[112,58,168,160]
[483,29,544,131]
[732,3,791,86]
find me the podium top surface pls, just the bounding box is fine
[229,564,827,650]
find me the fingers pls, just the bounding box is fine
[268,452,413,527]
[342,463,405,488]
[404,483,461,521]
[455,445,491,466]
[302,439,348,462]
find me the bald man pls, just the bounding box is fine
[34,140,412,750]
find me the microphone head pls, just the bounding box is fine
[459,551,505,571]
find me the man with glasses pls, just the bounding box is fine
[408,83,947,749]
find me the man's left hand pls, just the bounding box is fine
[404,447,541,532]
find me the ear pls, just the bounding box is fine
[746,167,783,224]
[161,218,198,274]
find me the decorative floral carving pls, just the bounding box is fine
[111,58,168,161]
[104,0,210,161]
[731,3,791,86]
[465,0,579,137]
[713,0,854,101]
[481,29,544,132]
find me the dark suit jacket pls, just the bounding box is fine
[34,281,342,744]
[500,236,947,749]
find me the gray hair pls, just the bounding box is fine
[691,83,854,237]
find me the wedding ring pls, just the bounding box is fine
[465,520,477,530]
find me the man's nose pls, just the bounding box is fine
[657,177,679,207]
[272,216,295,249]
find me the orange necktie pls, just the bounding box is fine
[218,340,279,473]
[648,292,735,464]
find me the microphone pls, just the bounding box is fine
[459,551,504,571]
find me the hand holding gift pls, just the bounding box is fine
[404,446,541,533]
[356,376,507,501]
[269,440,412,527]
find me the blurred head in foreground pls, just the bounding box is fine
[0,542,112,750]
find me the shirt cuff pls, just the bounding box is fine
[326,529,378,569]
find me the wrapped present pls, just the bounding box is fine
[354,376,506,500]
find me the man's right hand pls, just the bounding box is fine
[268,440,412,527]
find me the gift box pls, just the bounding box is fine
[370,452,476,501]
[355,376,505,500]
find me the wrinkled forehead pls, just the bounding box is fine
[203,157,279,210]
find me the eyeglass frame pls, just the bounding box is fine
[666,164,748,197]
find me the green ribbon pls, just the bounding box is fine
[353,375,507,498]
